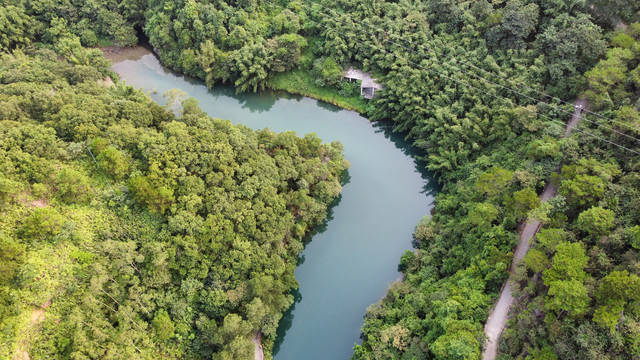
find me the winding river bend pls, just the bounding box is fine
[112,50,437,360]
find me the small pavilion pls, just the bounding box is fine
[343,68,383,99]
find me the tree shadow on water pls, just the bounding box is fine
[371,120,441,197]
[315,99,342,113]
[272,287,303,356]
[272,170,349,355]
[203,84,279,113]
[300,168,350,248]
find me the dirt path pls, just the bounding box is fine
[482,99,586,360]
[14,299,52,360]
[253,331,264,360]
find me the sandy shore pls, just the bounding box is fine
[100,46,152,63]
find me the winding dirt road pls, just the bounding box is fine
[482,99,587,360]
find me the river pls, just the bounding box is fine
[112,50,437,360]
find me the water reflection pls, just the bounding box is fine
[315,99,342,113]
[371,120,441,197]
[271,287,303,356]
[273,187,344,355]
[203,84,279,113]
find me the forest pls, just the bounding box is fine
[1,0,640,359]
[0,36,348,359]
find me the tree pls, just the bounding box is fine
[430,320,481,360]
[0,235,25,283]
[576,206,615,239]
[509,188,541,221]
[543,242,588,285]
[312,57,343,87]
[97,147,129,180]
[588,0,640,26]
[469,203,498,227]
[523,248,549,273]
[56,168,92,204]
[542,242,590,318]
[152,309,175,341]
[20,207,65,241]
[556,159,620,209]
[485,0,539,49]
[0,5,35,49]
[536,13,606,95]
[474,168,514,198]
[535,228,568,254]
[545,279,590,318]
[629,225,640,250]
[129,175,175,213]
[593,271,640,331]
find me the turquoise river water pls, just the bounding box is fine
[112,50,437,360]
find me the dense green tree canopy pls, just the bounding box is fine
[1,0,639,359]
[0,48,348,359]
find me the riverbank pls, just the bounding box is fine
[112,53,436,359]
[266,70,368,114]
[100,46,151,63]
[100,46,368,114]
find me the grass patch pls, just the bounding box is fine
[266,68,369,114]
[97,37,115,47]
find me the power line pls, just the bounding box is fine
[455,58,640,134]
[298,0,640,134]
[274,0,640,156]
[298,0,640,139]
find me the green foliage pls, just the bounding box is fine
[589,0,640,27]
[545,279,590,318]
[500,24,640,360]
[542,243,591,318]
[525,346,558,360]
[0,1,142,51]
[129,175,174,213]
[510,188,541,221]
[0,235,25,284]
[145,0,308,92]
[312,57,343,87]
[153,309,175,341]
[485,0,539,49]
[19,208,65,241]
[0,5,35,49]
[475,168,514,198]
[431,322,481,360]
[469,203,498,228]
[577,206,615,238]
[96,147,130,180]
[543,242,589,285]
[523,248,549,273]
[55,168,92,203]
[2,1,640,359]
[535,228,568,254]
[556,159,620,209]
[0,49,347,359]
[593,271,640,331]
